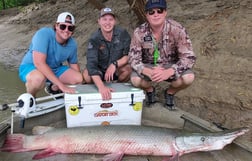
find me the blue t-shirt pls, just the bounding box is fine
[20,27,78,69]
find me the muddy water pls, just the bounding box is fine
[0,64,47,123]
[0,64,25,123]
[0,65,24,102]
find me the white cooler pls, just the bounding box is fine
[64,83,145,127]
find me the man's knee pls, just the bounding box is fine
[130,76,142,87]
[26,71,46,85]
[82,69,92,83]
[182,73,195,85]
[74,73,84,84]
[119,65,132,75]
[171,73,194,88]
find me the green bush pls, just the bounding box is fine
[0,0,48,10]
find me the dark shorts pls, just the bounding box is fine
[131,64,193,82]
[99,71,118,81]
[19,64,69,83]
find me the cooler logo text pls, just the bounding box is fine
[94,110,118,117]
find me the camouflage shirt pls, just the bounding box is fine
[128,19,196,78]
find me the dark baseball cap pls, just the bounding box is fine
[145,0,167,11]
[99,7,115,18]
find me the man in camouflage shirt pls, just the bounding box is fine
[128,0,196,109]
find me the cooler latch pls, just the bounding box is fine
[129,93,135,106]
[78,96,84,109]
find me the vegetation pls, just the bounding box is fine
[0,0,47,10]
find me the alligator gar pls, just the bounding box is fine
[0,125,249,161]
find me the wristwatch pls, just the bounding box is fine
[112,61,118,68]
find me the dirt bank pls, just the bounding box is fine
[0,0,251,142]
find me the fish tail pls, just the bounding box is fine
[0,134,28,152]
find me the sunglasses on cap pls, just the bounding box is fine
[59,24,75,32]
[147,8,165,15]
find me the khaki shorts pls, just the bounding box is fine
[131,64,193,82]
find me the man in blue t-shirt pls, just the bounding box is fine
[19,12,83,97]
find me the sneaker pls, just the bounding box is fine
[146,87,156,105]
[164,90,175,110]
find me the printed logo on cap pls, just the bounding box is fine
[103,8,112,12]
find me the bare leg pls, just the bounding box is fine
[59,68,83,85]
[82,68,93,84]
[166,73,195,94]
[117,64,132,82]
[25,70,46,97]
[131,76,154,92]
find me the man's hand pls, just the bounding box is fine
[58,85,76,94]
[151,67,174,82]
[98,85,114,100]
[104,64,116,82]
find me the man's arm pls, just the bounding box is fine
[33,51,65,90]
[172,26,196,77]
[116,55,128,68]
[128,28,145,75]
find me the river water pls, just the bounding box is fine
[0,63,49,123]
[0,64,25,123]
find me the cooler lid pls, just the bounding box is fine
[71,83,142,93]
[66,83,145,100]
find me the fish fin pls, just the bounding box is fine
[165,153,179,161]
[32,148,59,160]
[0,134,28,152]
[32,126,54,135]
[102,152,124,161]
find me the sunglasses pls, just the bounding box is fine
[147,8,165,15]
[59,24,75,32]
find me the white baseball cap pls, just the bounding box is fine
[56,12,75,25]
